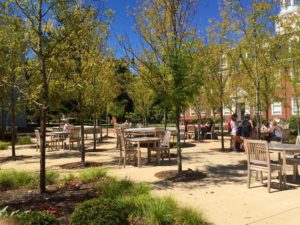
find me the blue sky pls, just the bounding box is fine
[105,0,221,58]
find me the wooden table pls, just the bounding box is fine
[49,131,69,150]
[127,137,161,167]
[268,142,300,188]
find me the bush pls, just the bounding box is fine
[61,173,76,185]
[13,210,59,225]
[0,141,9,150]
[287,115,300,135]
[79,168,107,183]
[45,171,59,185]
[174,207,208,225]
[16,136,32,145]
[144,197,177,225]
[0,170,37,190]
[70,197,129,225]
[0,170,58,190]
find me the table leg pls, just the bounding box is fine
[138,141,141,168]
[147,142,151,163]
[283,151,287,189]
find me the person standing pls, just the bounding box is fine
[230,114,240,152]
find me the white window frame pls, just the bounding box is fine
[190,108,196,116]
[223,105,231,115]
[271,101,282,115]
[292,97,300,115]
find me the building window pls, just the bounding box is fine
[272,102,282,115]
[223,105,230,115]
[292,97,300,115]
[190,108,196,116]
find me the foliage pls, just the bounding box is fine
[79,168,107,183]
[70,197,129,225]
[174,207,208,225]
[0,141,9,150]
[287,115,300,135]
[61,173,77,185]
[13,210,59,225]
[16,136,32,145]
[0,170,59,190]
[0,170,37,190]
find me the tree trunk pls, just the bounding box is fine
[93,113,96,151]
[220,104,224,151]
[100,118,103,142]
[163,106,167,131]
[255,85,261,139]
[0,97,4,140]
[175,106,182,172]
[11,86,16,158]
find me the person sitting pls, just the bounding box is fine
[63,120,71,132]
[201,121,212,139]
[265,120,282,142]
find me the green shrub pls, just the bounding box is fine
[45,171,59,185]
[119,194,153,217]
[0,170,37,190]
[61,173,76,185]
[96,179,137,199]
[287,115,300,135]
[13,210,59,225]
[79,168,107,183]
[174,207,208,225]
[144,197,177,225]
[70,197,129,225]
[0,141,8,150]
[16,136,32,145]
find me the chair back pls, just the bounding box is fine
[35,129,40,142]
[155,128,165,140]
[116,128,126,151]
[281,129,290,143]
[187,124,195,134]
[161,131,171,148]
[245,140,270,168]
[296,135,300,145]
[69,127,80,140]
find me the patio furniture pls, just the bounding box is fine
[148,131,171,165]
[67,127,80,150]
[283,135,300,182]
[127,136,161,167]
[244,140,282,193]
[186,125,196,139]
[116,128,138,167]
[179,125,186,140]
[50,131,69,150]
[281,128,290,143]
[35,129,54,151]
[206,123,216,140]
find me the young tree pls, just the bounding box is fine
[0,10,26,156]
[123,0,202,172]
[230,0,279,138]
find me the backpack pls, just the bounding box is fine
[226,120,232,133]
[241,120,252,137]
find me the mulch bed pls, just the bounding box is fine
[0,155,32,163]
[0,179,106,225]
[155,169,206,182]
[59,161,103,169]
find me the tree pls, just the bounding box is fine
[230,0,279,138]
[0,9,26,156]
[56,2,113,161]
[128,76,154,127]
[123,0,202,172]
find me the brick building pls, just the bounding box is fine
[184,0,300,123]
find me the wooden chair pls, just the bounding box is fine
[244,140,282,193]
[148,131,171,165]
[35,129,54,151]
[155,128,165,140]
[67,127,80,150]
[186,125,196,139]
[281,128,290,143]
[179,125,186,140]
[116,128,138,168]
[285,135,300,182]
[206,124,216,140]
